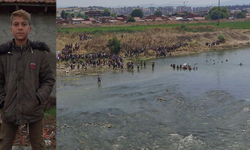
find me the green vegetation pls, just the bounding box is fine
[44,107,56,116]
[236,12,246,18]
[102,9,111,16]
[61,10,74,19]
[242,10,248,13]
[111,13,117,17]
[180,24,214,32]
[127,16,136,22]
[76,12,83,18]
[217,34,226,42]
[107,37,121,54]
[131,9,143,18]
[180,24,195,32]
[206,7,230,20]
[154,11,162,17]
[57,21,250,34]
[84,15,89,20]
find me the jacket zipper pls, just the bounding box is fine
[16,45,22,124]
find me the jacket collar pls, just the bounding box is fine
[11,39,30,52]
[0,39,50,55]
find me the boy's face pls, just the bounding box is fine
[10,16,31,41]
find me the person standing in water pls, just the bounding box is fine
[97,75,102,83]
[152,62,155,68]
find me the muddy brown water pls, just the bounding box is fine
[57,48,250,150]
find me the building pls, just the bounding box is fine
[154,17,163,21]
[157,6,174,15]
[85,10,102,18]
[187,13,199,18]
[56,18,69,24]
[71,18,84,24]
[98,16,111,23]
[146,15,157,20]
[193,6,212,13]
[176,6,192,13]
[193,17,205,21]
[84,17,96,23]
[174,17,183,21]
[134,17,144,22]
[144,19,153,22]
[81,21,92,24]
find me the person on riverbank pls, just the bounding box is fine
[0,10,55,150]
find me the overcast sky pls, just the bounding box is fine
[58,0,250,8]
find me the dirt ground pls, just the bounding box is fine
[0,97,56,150]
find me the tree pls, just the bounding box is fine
[102,9,111,16]
[242,10,248,13]
[131,9,143,18]
[84,15,89,20]
[61,10,66,19]
[111,13,117,17]
[154,11,162,17]
[107,37,121,54]
[127,16,135,22]
[76,12,83,18]
[236,12,246,18]
[69,13,75,18]
[206,6,229,20]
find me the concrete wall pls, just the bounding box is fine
[0,12,56,97]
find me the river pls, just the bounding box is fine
[57,48,250,150]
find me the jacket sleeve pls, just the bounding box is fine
[36,51,55,105]
[0,57,6,109]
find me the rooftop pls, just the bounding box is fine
[0,0,56,3]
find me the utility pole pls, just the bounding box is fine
[218,0,220,26]
[183,1,188,7]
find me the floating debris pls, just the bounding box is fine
[157,97,166,101]
[108,124,112,128]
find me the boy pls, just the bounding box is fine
[0,9,55,150]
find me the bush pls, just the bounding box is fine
[218,34,226,43]
[107,37,121,54]
[127,16,136,22]
[78,58,84,64]
[180,24,195,32]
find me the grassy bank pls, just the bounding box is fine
[57,21,250,34]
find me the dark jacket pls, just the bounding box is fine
[0,39,55,125]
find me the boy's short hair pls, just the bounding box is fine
[10,9,31,25]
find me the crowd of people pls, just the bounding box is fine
[57,42,191,71]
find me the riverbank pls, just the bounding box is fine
[56,24,250,77]
[57,40,250,78]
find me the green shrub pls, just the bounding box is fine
[78,58,84,63]
[107,37,121,54]
[127,16,136,22]
[218,34,226,43]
